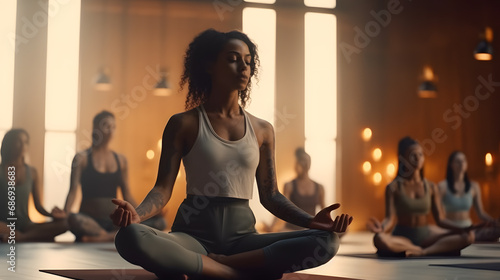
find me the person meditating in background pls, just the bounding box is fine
[368,136,474,257]
[64,111,165,242]
[0,129,68,242]
[438,151,500,242]
[110,28,352,279]
[265,147,326,232]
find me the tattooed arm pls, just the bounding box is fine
[111,112,190,227]
[254,118,353,232]
[255,121,313,228]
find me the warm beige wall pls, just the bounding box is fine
[337,0,500,230]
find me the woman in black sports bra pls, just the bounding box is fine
[63,111,166,242]
[368,137,474,257]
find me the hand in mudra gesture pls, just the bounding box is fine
[110,199,141,227]
[309,203,353,233]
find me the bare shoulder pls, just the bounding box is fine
[426,180,439,194]
[72,150,88,169]
[436,180,447,193]
[167,109,198,133]
[245,111,274,144]
[115,152,128,167]
[470,180,481,195]
[386,180,398,193]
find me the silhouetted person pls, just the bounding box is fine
[64,111,165,242]
[0,129,68,242]
[438,151,500,242]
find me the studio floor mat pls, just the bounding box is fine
[40,269,362,280]
[429,262,500,272]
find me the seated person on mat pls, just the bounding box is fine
[367,136,474,257]
[64,111,165,242]
[0,129,68,242]
[438,151,500,242]
[264,147,326,232]
[110,29,353,279]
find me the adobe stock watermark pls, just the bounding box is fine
[9,0,72,53]
[283,234,339,279]
[340,0,411,63]
[398,74,500,177]
[418,74,500,157]
[49,64,166,184]
[275,106,297,133]
[213,0,243,21]
[111,64,168,121]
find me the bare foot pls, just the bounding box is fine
[405,248,424,257]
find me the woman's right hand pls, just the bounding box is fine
[110,199,141,227]
[366,217,383,233]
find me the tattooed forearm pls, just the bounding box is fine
[258,144,313,228]
[262,189,313,228]
[136,188,166,221]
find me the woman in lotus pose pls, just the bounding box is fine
[111,29,352,279]
[438,151,500,242]
[369,137,474,257]
[0,129,68,242]
[64,111,165,242]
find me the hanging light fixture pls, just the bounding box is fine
[95,0,111,91]
[154,68,171,96]
[95,67,112,91]
[474,27,493,61]
[418,65,437,98]
[153,0,171,96]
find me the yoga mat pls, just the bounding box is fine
[429,262,500,272]
[40,269,361,280]
[337,253,499,260]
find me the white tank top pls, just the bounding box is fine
[183,105,260,199]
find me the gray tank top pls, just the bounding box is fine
[183,105,260,199]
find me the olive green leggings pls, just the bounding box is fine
[115,196,339,279]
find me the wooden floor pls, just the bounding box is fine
[1,231,499,280]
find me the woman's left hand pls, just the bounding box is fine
[50,207,67,220]
[309,203,353,233]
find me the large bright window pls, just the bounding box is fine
[0,0,17,138]
[44,0,81,215]
[305,0,336,9]
[243,7,277,227]
[242,8,276,124]
[305,12,337,205]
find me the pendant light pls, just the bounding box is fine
[418,65,437,98]
[95,0,112,91]
[153,0,171,96]
[474,27,493,61]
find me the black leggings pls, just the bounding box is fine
[114,196,339,278]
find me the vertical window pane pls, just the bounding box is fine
[305,12,336,205]
[0,0,17,131]
[44,0,81,224]
[243,7,276,228]
[244,0,276,4]
[242,8,276,124]
[43,132,75,210]
[305,0,336,9]
[45,0,81,131]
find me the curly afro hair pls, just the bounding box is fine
[180,29,260,110]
